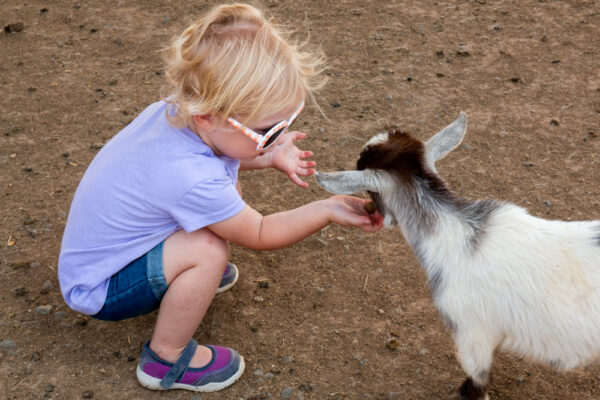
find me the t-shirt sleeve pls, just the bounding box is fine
[171,178,246,232]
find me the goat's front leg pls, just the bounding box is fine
[454,327,496,400]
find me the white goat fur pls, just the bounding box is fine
[315,113,600,395]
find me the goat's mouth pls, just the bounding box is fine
[366,191,384,216]
[366,191,397,226]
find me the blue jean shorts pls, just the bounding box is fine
[93,242,168,321]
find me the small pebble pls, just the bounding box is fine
[41,280,53,294]
[30,261,41,268]
[35,305,53,315]
[0,339,16,350]
[4,22,24,33]
[82,390,94,399]
[281,387,294,400]
[54,311,68,321]
[257,278,270,289]
[386,339,399,351]
[253,296,264,303]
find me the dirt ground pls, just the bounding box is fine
[1,0,599,399]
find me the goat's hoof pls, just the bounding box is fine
[458,378,488,400]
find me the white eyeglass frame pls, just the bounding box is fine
[226,101,305,151]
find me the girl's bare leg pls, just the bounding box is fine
[149,228,228,367]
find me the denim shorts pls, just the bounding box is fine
[93,242,168,321]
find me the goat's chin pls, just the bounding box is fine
[382,213,397,227]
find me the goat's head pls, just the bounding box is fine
[315,112,468,226]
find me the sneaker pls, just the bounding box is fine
[217,262,239,294]
[136,339,245,392]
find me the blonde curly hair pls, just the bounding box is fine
[163,3,326,129]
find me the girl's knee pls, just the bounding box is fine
[188,229,228,264]
[163,228,229,283]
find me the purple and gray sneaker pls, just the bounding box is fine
[136,339,245,392]
[217,262,239,294]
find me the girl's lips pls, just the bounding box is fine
[259,152,265,156]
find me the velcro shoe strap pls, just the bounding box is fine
[160,339,198,389]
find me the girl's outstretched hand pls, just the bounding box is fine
[269,131,316,188]
[326,195,384,232]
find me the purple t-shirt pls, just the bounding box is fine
[58,101,246,315]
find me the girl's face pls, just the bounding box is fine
[197,102,302,160]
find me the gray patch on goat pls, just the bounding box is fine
[549,359,566,370]
[595,224,600,246]
[439,309,457,332]
[427,267,444,299]
[411,176,442,234]
[457,199,504,253]
[476,369,490,383]
[413,245,445,298]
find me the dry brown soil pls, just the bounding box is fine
[1,1,600,399]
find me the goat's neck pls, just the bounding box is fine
[387,176,498,271]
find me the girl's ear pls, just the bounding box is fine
[192,114,218,131]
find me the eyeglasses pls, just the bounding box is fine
[226,101,305,151]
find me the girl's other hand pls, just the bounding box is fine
[326,196,384,232]
[269,131,316,188]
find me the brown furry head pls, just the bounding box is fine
[357,129,447,195]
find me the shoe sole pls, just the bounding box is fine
[136,356,245,392]
[216,263,239,294]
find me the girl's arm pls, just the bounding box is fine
[239,152,272,171]
[207,196,382,251]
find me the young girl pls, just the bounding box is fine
[58,3,382,393]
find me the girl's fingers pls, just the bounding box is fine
[299,160,316,169]
[289,173,308,188]
[290,130,306,140]
[296,167,315,176]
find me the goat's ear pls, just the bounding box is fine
[315,170,379,194]
[425,112,468,164]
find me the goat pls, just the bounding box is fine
[315,113,600,400]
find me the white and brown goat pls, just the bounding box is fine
[315,113,600,400]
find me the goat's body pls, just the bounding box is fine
[410,201,600,373]
[315,113,600,399]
